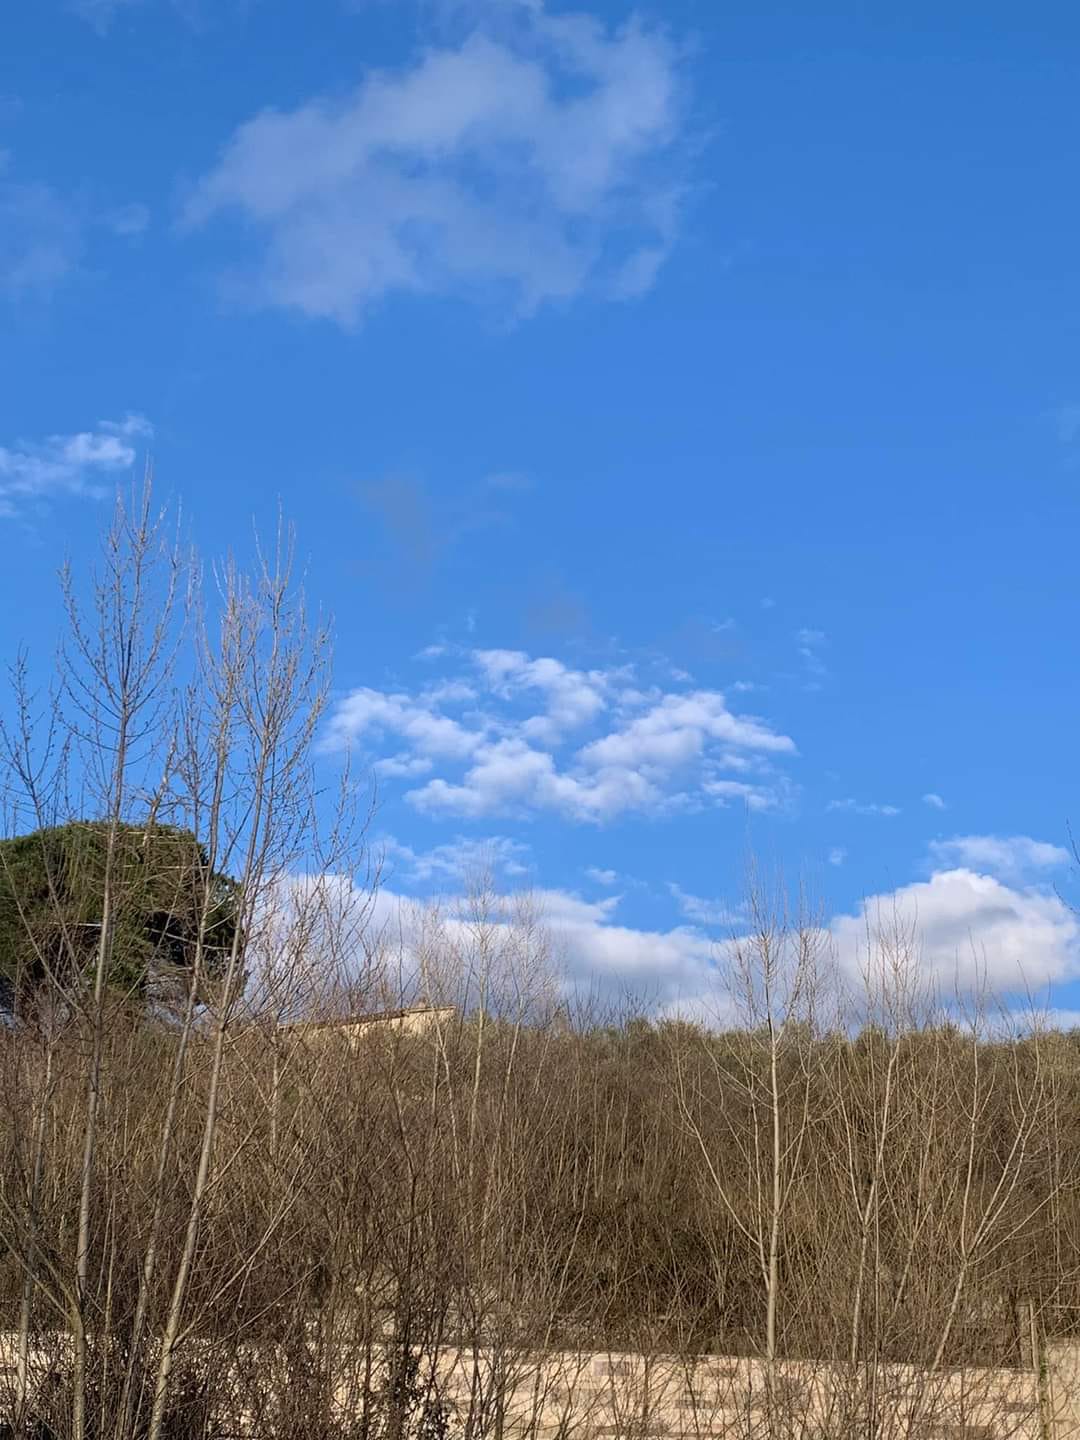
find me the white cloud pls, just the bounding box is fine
[579,692,795,772]
[827,798,901,818]
[1035,1009,1080,1033]
[474,649,609,743]
[667,883,740,929]
[410,735,666,822]
[830,867,1080,995]
[585,866,619,886]
[828,846,847,867]
[927,834,1070,885]
[796,626,828,680]
[0,415,152,517]
[325,649,797,824]
[264,841,1080,1024]
[344,880,724,1016]
[184,0,687,324]
[923,792,947,810]
[380,833,530,885]
[704,777,791,813]
[537,888,720,1006]
[375,753,435,779]
[322,685,486,760]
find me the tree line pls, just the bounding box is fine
[0,487,1076,1439]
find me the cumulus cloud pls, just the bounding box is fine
[927,834,1070,885]
[519,888,720,1010]
[0,415,152,517]
[262,840,1080,1025]
[184,0,687,323]
[324,648,797,823]
[322,685,485,761]
[475,649,610,743]
[830,867,1080,995]
[580,691,793,772]
[410,735,666,822]
[560,837,1080,1009]
[361,863,1079,1015]
[281,876,720,1019]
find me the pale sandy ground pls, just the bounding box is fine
[4,1333,1076,1436]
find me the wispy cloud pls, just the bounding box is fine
[585,866,619,886]
[0,174,80,300]
[0,152,149,300]
[102,202,150,237]
[796,626,828,682]
[923,792,947,811]
[69,0,143,30]
[0,415,152,517]
[69,0,224,35]
[927,833,1070,886]
[828,846,847,867]
[379,833,530,886]
[184,0,689,324]
[667,882,741,929]
[827,798,900,818]
[323,648,797,824]
[704,777,793,813]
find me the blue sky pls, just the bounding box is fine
[4,0,1080,1014]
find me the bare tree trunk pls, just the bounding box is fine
[15,1039,55,1422]
[64,482,179,1440]
[147,536,330,1440]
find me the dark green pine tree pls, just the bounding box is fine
[0,820,241,1014]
